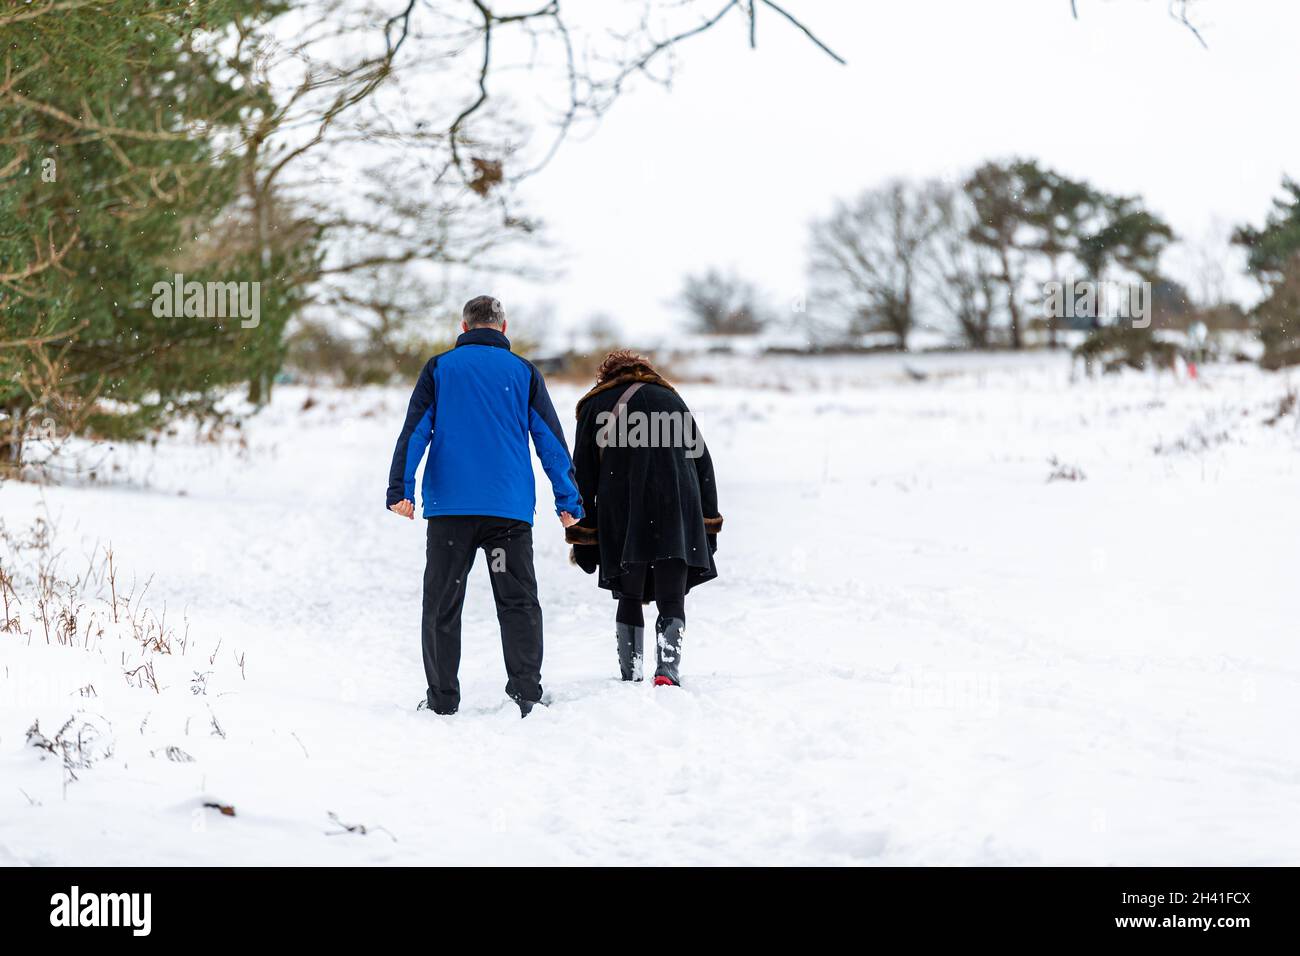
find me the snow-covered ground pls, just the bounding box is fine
[2,351,1299,865]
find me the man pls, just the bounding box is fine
[386,296,581,717]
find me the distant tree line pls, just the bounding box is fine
[681,159,1300,369]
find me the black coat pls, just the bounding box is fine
[566,371,722,596]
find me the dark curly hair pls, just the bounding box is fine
[594,349,661,385]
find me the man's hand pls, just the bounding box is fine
[389,499,415,520]
[558,511,579,528]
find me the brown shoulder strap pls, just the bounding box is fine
[598,382,645,459]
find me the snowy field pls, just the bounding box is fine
[2,351,1299,865]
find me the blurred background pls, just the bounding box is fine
[4,0,1299,459]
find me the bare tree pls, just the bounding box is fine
[964,162,1034,349]
[1071,0,1209,48]
[809,180,946,351]
[1171,219,1236,309]
[584,312,622,349]
[213,1,846,382]
[677,269,769,335]
[925,185,1002,349]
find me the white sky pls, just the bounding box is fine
[482,0,1300,344]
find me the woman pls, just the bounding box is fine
[566,350,722,686]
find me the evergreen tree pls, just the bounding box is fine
[1233,178,1300,284]
[0,1,302,466]
[1076,195,1174,284]
[1234,178,1300,367]
[1016,161,1101,347]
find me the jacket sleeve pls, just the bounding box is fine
[690,420,722,536]
[386,359,437,508]
[527,365,584,519]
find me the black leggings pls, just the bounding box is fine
[615,559,687,627]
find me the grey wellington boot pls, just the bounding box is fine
[653,616,685,686]
[615,623,645,681]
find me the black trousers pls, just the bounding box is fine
[422,515,543,713]
[614,558,688,627]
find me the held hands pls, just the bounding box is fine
[559,511,579,528]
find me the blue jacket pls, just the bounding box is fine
[385,328,583,524]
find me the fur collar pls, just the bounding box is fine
[575,369,676,417]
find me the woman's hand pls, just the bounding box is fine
[559,511,579,528]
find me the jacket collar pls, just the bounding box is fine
[575,368,677,417]
[456,327,512,350]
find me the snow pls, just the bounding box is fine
[2,351,1299,865]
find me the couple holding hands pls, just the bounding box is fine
[386,296,721,716]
